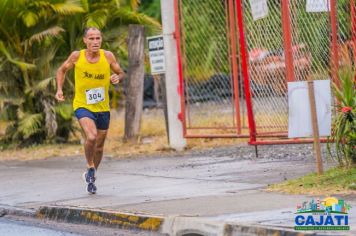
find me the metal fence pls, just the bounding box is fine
[176,0,245,137]
[175,0,355,142]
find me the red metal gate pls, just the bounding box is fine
[175,0,355,143]
[175,0,248,138]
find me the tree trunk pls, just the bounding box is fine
[124,25,145,143]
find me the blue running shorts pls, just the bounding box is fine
[74,108,110,130]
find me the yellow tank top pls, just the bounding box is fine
[73,49,111,112]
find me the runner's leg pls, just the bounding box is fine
[78,117,97,168]
[94,130,108,170]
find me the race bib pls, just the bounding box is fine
[85,87,105,105]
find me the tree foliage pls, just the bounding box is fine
[139,0,161,21]
[0,0,160,147]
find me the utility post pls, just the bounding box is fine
[161,0,186,151]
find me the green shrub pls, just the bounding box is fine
[328,67,356,167]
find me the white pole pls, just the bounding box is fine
[161,0,187,151]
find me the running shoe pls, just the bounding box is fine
[87,182,97,194]
[83,167,96,184]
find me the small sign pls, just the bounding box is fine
[294,197,351,231]
[249,0,268,21]
[86,87,105,105]
[288,80,331,138]
[147,35,165,75]
[306,0,330,12]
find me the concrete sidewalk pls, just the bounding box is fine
[0,145,355,235]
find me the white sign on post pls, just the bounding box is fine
[249,0,268,21]
[288,80,332,138]
[306,0,330,12]
[147,35,165,75]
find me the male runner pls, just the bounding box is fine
[55,27,125,194]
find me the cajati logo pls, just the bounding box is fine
[294,197,351,231]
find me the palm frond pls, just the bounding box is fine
[85,9,108,29]
[0,96,24,106]
[20,10,39,28]
[51,0,85,15]
[32,76,56,93]
[80,0,89,12]
[0,63,19,86]
[130,0,140,10]
[29,26,65,45]
[31,1,52,9]
[0,93,25,105]
[0,41,14,61]
[18,113,43,138]
[55,103,73,121]
[113,0,120,8]
[12,60,36,71]
[0,0,12,20]
[114,7,161,30]
[34,44,60,69]
[3,121,18,141]
[103,27,128,53]
[17,108,24,120]
[139,0,161,20]
[0,58,4,69]
[0,41,36,70]
[0,76,15,88]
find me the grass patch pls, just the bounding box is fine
[268,167,356,195]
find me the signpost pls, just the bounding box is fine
[249,0,268,21]
[147,35,165,75]
[306,0,329,12]
[288,80,330,175]
[288,80,331,138]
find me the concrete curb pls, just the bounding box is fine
[36,205,164,232]
[166,216,315,236]
[35,206,315,236]
[0,205,36,218]
[226,224,315,236]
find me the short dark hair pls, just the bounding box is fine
[83,27,101,37]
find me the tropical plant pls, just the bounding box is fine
[0,0,161,147]
[139,0,161,21]
[328,66,356,168]
[0,0,85,147]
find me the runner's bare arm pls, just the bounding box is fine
[105,51,125,84]
[55,51,80,101]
